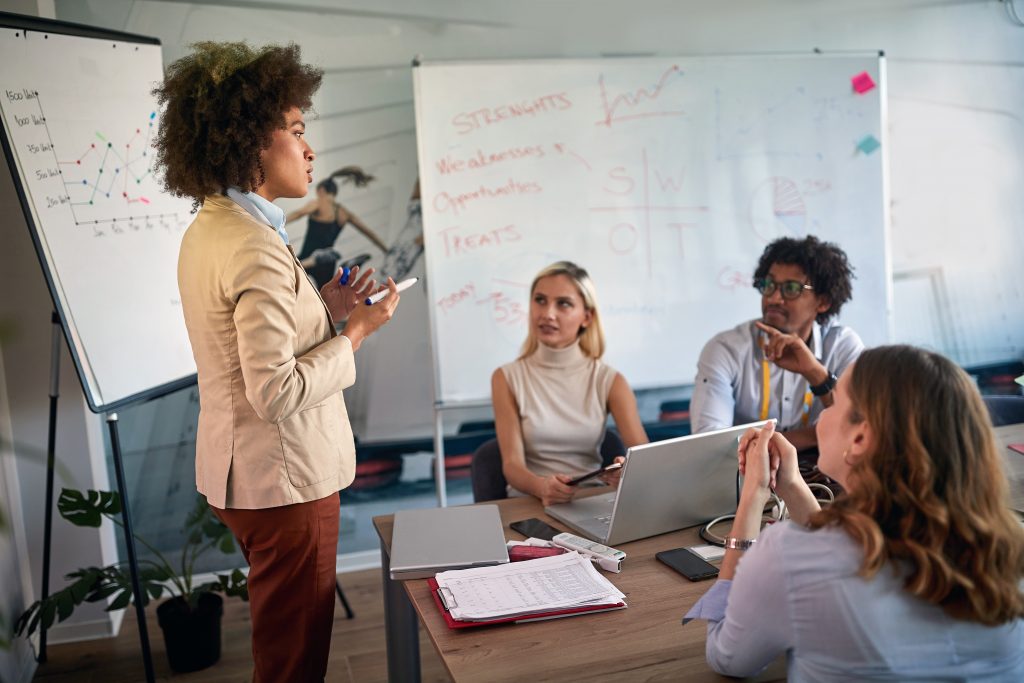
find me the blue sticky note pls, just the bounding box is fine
[856,135,881,155]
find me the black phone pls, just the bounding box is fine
[566,461,623,486]
[509,517,562,542]
[656,547,719,581]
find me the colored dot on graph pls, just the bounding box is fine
[107,143,112,148]
[123,192,127,197]
[136,129,140,134]
[81,180,86,185]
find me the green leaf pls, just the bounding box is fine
[14,602,39,636]
[40,599,58,631]
[57,488,121,527]
[106,589,133,612]
[218,532,235,554]
[56,591,74,622]
[84,584,120,602]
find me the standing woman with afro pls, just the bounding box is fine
[153,42,400,681]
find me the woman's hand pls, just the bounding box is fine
[737,422,778,504]
[538,474,577,507]
[768,431,802,498]
[598,456,626,488]
[319,265,376,321]
[341,277,400,351]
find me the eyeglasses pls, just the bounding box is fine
[753,277,814,300]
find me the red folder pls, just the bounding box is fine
[427,578,626,629]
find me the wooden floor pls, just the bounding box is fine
[33,567,453,682]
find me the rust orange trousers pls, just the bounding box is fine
[213,493,339,682]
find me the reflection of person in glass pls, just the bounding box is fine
[287,166,388,288]
[380,179,424,281]
[155,42,400,681]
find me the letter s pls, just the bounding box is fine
[452,112,474,135]
[603,167,634,196]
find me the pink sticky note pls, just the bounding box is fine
[851,71,875,94]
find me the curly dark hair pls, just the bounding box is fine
[152,42,323,208]
[753,235,854,324]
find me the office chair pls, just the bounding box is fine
[983,395,1024,427]
[470,430,626,503]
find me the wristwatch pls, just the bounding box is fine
[723,537,757,551]
[809,372,838,397]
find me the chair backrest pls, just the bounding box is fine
[470,430,627,503]
[983,395,1024,427]
[470,438,506,503]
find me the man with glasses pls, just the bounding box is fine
[690,236,863,451]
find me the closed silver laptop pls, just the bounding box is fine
[545,420,770,545]
[389,504,510,580]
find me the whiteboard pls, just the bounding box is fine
[414,55,891,405]
[0,20,195,412]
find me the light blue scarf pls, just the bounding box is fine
[225,187,290,246]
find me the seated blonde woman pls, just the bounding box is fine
[685,345,1024,681]
[491,261,648,507]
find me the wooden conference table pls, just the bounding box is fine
[373,423,1024,683]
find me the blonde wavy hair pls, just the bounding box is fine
[809,345,1024,625]
[519,261,605,360]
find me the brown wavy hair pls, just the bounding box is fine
[808,345,1024,625]
[152,42,323,209]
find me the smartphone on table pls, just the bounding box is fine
[509,517,563,541]
[656,547,719,581]
[566,461,623,486]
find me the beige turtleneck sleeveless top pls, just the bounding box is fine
[500,340,618,491]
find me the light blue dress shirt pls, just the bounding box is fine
[690,319,863,434]
[684,521,1024,682]
[225,187,290,246]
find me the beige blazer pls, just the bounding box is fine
[178,195,356,509]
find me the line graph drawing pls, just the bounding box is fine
[59,114,155,207]
[26,93,185,234]
[595,64,687,127]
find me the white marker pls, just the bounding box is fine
[365,277,418,305]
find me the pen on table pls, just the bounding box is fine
[338,267,351,286]
[365,277,418,305]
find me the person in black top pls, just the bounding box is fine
[287,166,389,287]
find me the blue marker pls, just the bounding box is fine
[365,277,418,305]
[338,267,351,286]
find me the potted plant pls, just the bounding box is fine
[15,488,248,673]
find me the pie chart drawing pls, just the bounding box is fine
[748,176,807,243]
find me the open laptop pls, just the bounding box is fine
[389,504,510,580]
[545,420,770,545]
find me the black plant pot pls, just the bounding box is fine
[156,593,224,673]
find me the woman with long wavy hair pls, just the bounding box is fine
[685,345,1024,681]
